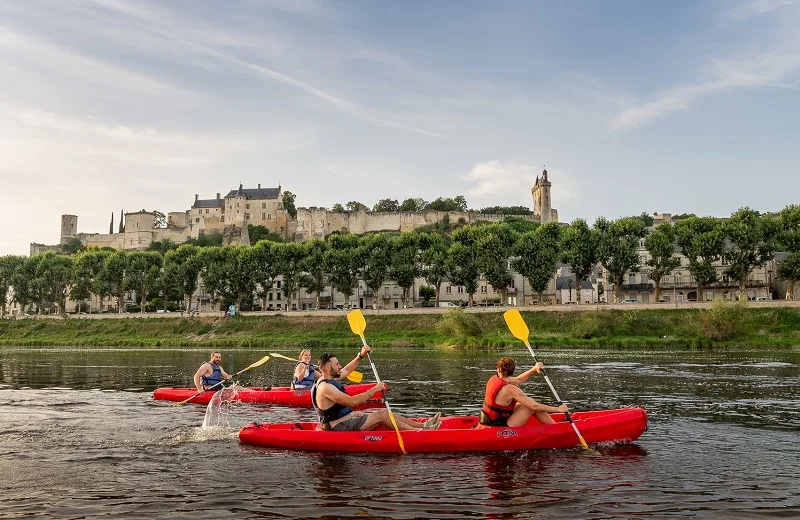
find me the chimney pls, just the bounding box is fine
[258,183,261,189]
[195,194,198,202]
[216,193,220,200]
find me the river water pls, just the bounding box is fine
[0,346,798,519]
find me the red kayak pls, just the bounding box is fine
[153,383,384,407]
[239,408,648,453]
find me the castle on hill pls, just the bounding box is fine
[31,169,557,254]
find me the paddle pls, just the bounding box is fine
[269,352,364,383]
[346,309,407,454]
[174,355,271,406]
[503,309,594,451]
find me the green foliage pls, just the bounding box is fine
[595,216,649,303]
[426,196,468,212]
[479,206,532,215]
[699,299,747,341]
[331,203,345,213]
[346,201,368,212]
[561,219,598,296]
[148,240,179,253]
[399,198,428,211]
[152,210,167,229]
[502,217,538,234]
[185,233,223,247]
[60,238,85,255]
[570,312,613,339]
[512,222,561,300]
[282,191,297,218]
[723,207,778,296]
[645,221,680,300]
[418,285,435,301]
[248,225,284,243]
[372,198,400,212]
[675,216,725,299]
[436,308,485,345]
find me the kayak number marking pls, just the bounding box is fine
[497,429,518,438]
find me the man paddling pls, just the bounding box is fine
[194,351,232,392]
[313,347,441,431]
[480,357,569,427]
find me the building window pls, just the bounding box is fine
[221,216,224,222]
[446,286,452,294]
[262,213,266,220]
[195,218,200,223]
[277,280,282,289]
[267,214,271,220]
[268,293,273,301]
[262,203,266,209]
[244,213,250,219]
[205,209,209,214]
[481,286,487,293]
[277,293,281,300]
[246,203,250,210]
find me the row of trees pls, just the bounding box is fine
[328,195,530,215]
[2,206,799,316]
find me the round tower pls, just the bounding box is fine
[531,167,553,223]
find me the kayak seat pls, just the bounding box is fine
[294,423,303,430]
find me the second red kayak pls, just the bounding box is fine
[153,383,384,406]
[239,408,648,453]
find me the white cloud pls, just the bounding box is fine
[722,0,797,24]
[464,161,575,209]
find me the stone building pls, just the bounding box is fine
[532,168,558,224]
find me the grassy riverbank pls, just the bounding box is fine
[2,303,800,349]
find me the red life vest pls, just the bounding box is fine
[481,375,517,422]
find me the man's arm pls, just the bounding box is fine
[338,345,371,380]
[320,381,385,408]
[193,363,210,391]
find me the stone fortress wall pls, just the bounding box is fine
[31,169,555,254]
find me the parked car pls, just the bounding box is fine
[438,301,461,308]
[622,298,638,304]
[755,296,770,301]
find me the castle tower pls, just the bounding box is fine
[60,215,78,245]
[531,167,553,223]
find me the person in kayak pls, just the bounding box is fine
[313,348,441,431]
[193,351,232,392]
[480,357,569,427]
[292,349,321,390]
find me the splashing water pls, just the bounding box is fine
[201,385,240,429]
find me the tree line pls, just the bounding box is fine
[1,206,799,316]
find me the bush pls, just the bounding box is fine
[436,308,484,346]
[570,312,613,339]
[699,299,747,341]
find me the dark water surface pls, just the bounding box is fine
[1,346,798,519]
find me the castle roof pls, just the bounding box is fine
[225,185,281,200]
[192,199,225,209]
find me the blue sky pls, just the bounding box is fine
[1,0,798,254]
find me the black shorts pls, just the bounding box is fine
[479,410,508,427]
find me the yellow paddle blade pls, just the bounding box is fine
[387,412,407,454]
[244,355,271,372]
[345,370,363,383]
[347,309,366,337]
[270,352,364,383]
[503,309,529,344]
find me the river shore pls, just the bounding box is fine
[2,301,799,349]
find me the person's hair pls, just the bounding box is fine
[209,351,221,361]
[318,353,337,368]
[299,349,311,360]
[496,357,515,377]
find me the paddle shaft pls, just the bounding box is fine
[524,341,589,447]
[180,358,266,405]
[356,337,390,406]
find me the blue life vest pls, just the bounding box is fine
[312,379,352,424]
[201,362,223,388]
[293,362,317,389]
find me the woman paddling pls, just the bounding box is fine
[292,349,321,390]
[480,357,568,427]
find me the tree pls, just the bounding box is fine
[502,217,538,234]
[644,221,680,302]
[479,206,533,215]
[674,216,725,302]
[124,251,163,313]
[475,223,519,304]
[512,222,561,304]
[346,201,368,212]
[448,226,482,306]
[119,209,124,233]
[358,234,392,309]
[275,242,306,309]
[248,225,283,243]
[400,198,428,212]
[419,233,449,306]
[60,238,85,255]
[251,240,280,310]
[99,251,128,313]
[0,256,24,315]
[427,196,468,212]
[595,216,649,304]
[299,239,330,309]
[282,191,297,218]
[723,208,779,300]
[325,233,361,307]
[373,199,400,212]
[331,203,345,213]
[148,239,179,254]
[152,211,167,229]
[560,219,598,305]
[109,212,114,235]
[162,244,202,312]
[777,205,800,299]
[200,246,257,311]
[10,255,41,314]
[388,234,417,308]
[72,250,111,313]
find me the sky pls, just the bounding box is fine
[1,0,799,255]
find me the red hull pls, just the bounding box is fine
[153,383,384,407]
[239,408,648,453]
